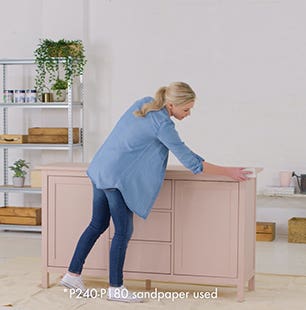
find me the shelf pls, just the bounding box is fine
[0,57,84,233]
[0,143,83,150]
[0,58,68,65]
[0,224,41,232]
[0,185,41,194]
[0,102,83,108]
[0,59,36,65]
[258,193,306,198]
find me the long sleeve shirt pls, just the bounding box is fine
[87,96,204,219]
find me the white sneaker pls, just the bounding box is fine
[60,273,86,294]
[107,285,144,303]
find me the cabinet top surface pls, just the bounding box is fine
[38,162,262,182]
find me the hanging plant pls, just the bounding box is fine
[34,39,86,98]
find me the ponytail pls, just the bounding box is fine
[134,82,196,118]
[133,87,167,117]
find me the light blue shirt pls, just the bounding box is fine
[87,96,204,219]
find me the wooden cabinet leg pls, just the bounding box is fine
[42,271,50,288]
[145,279,151,290]
[237,284,244,302]
[248,275,255,291]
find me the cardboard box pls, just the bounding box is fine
[288,217,306,243]
[0,206,41,225]
[256,222,275,241]
[27,127,79,144]
[0,134,28,144]
[30,170,42,188]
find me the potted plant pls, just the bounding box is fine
[51,78,68,102]
[9,159,30,187]
[34,39,86,100]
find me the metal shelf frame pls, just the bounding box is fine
[0,59,36,65]
[0,143,83,150]
[0,102,83,108]
[0,58,84,232]
[0,185,42,194]
[0,224,41,232]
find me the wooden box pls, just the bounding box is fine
[27,127,79,144]
[27,135,79,144]
[0,206,41,225]
[30,169,42,188]
[256,222,275,241]
[0,134,28,144]
[288,217,306,243]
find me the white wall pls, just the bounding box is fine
[86,0,306,194]
[1,0,306,221]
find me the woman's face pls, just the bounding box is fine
[166,101,195,120]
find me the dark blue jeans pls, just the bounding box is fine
[68,183,134,287]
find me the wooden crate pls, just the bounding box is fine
[28,127,79,136]
[27,127,79,144]
[0,134,28,144]
[0,206,41,225]
[256,222,275,241]
[288,217,306,243]
[27,135,79,144]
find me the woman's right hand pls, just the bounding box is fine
[203,162,253,181]
[224,167,252,181]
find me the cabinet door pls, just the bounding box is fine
[174,181,238,278]
[48,176,108,270]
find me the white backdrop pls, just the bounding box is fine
[86,0,306,193]
[1,0,306,197]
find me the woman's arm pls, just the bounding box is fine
[156,120,250,181]
[157,120,204,174]
[203,161,251,181]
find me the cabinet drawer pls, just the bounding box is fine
[110,211,171,242]
[123,241,171,274]
[153,180,171,210]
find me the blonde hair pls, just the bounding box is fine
[134,82,196,117]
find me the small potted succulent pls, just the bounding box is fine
[51,78,68,102]
[9,159,30,187]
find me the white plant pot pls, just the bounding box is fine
[52,90,67,102]
[13,176,25,187]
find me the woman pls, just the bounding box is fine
[60,82,250,303]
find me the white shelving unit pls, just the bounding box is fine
[256,190,306,236]
[0,59,84,232]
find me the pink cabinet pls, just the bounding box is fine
[41,164,257,301]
